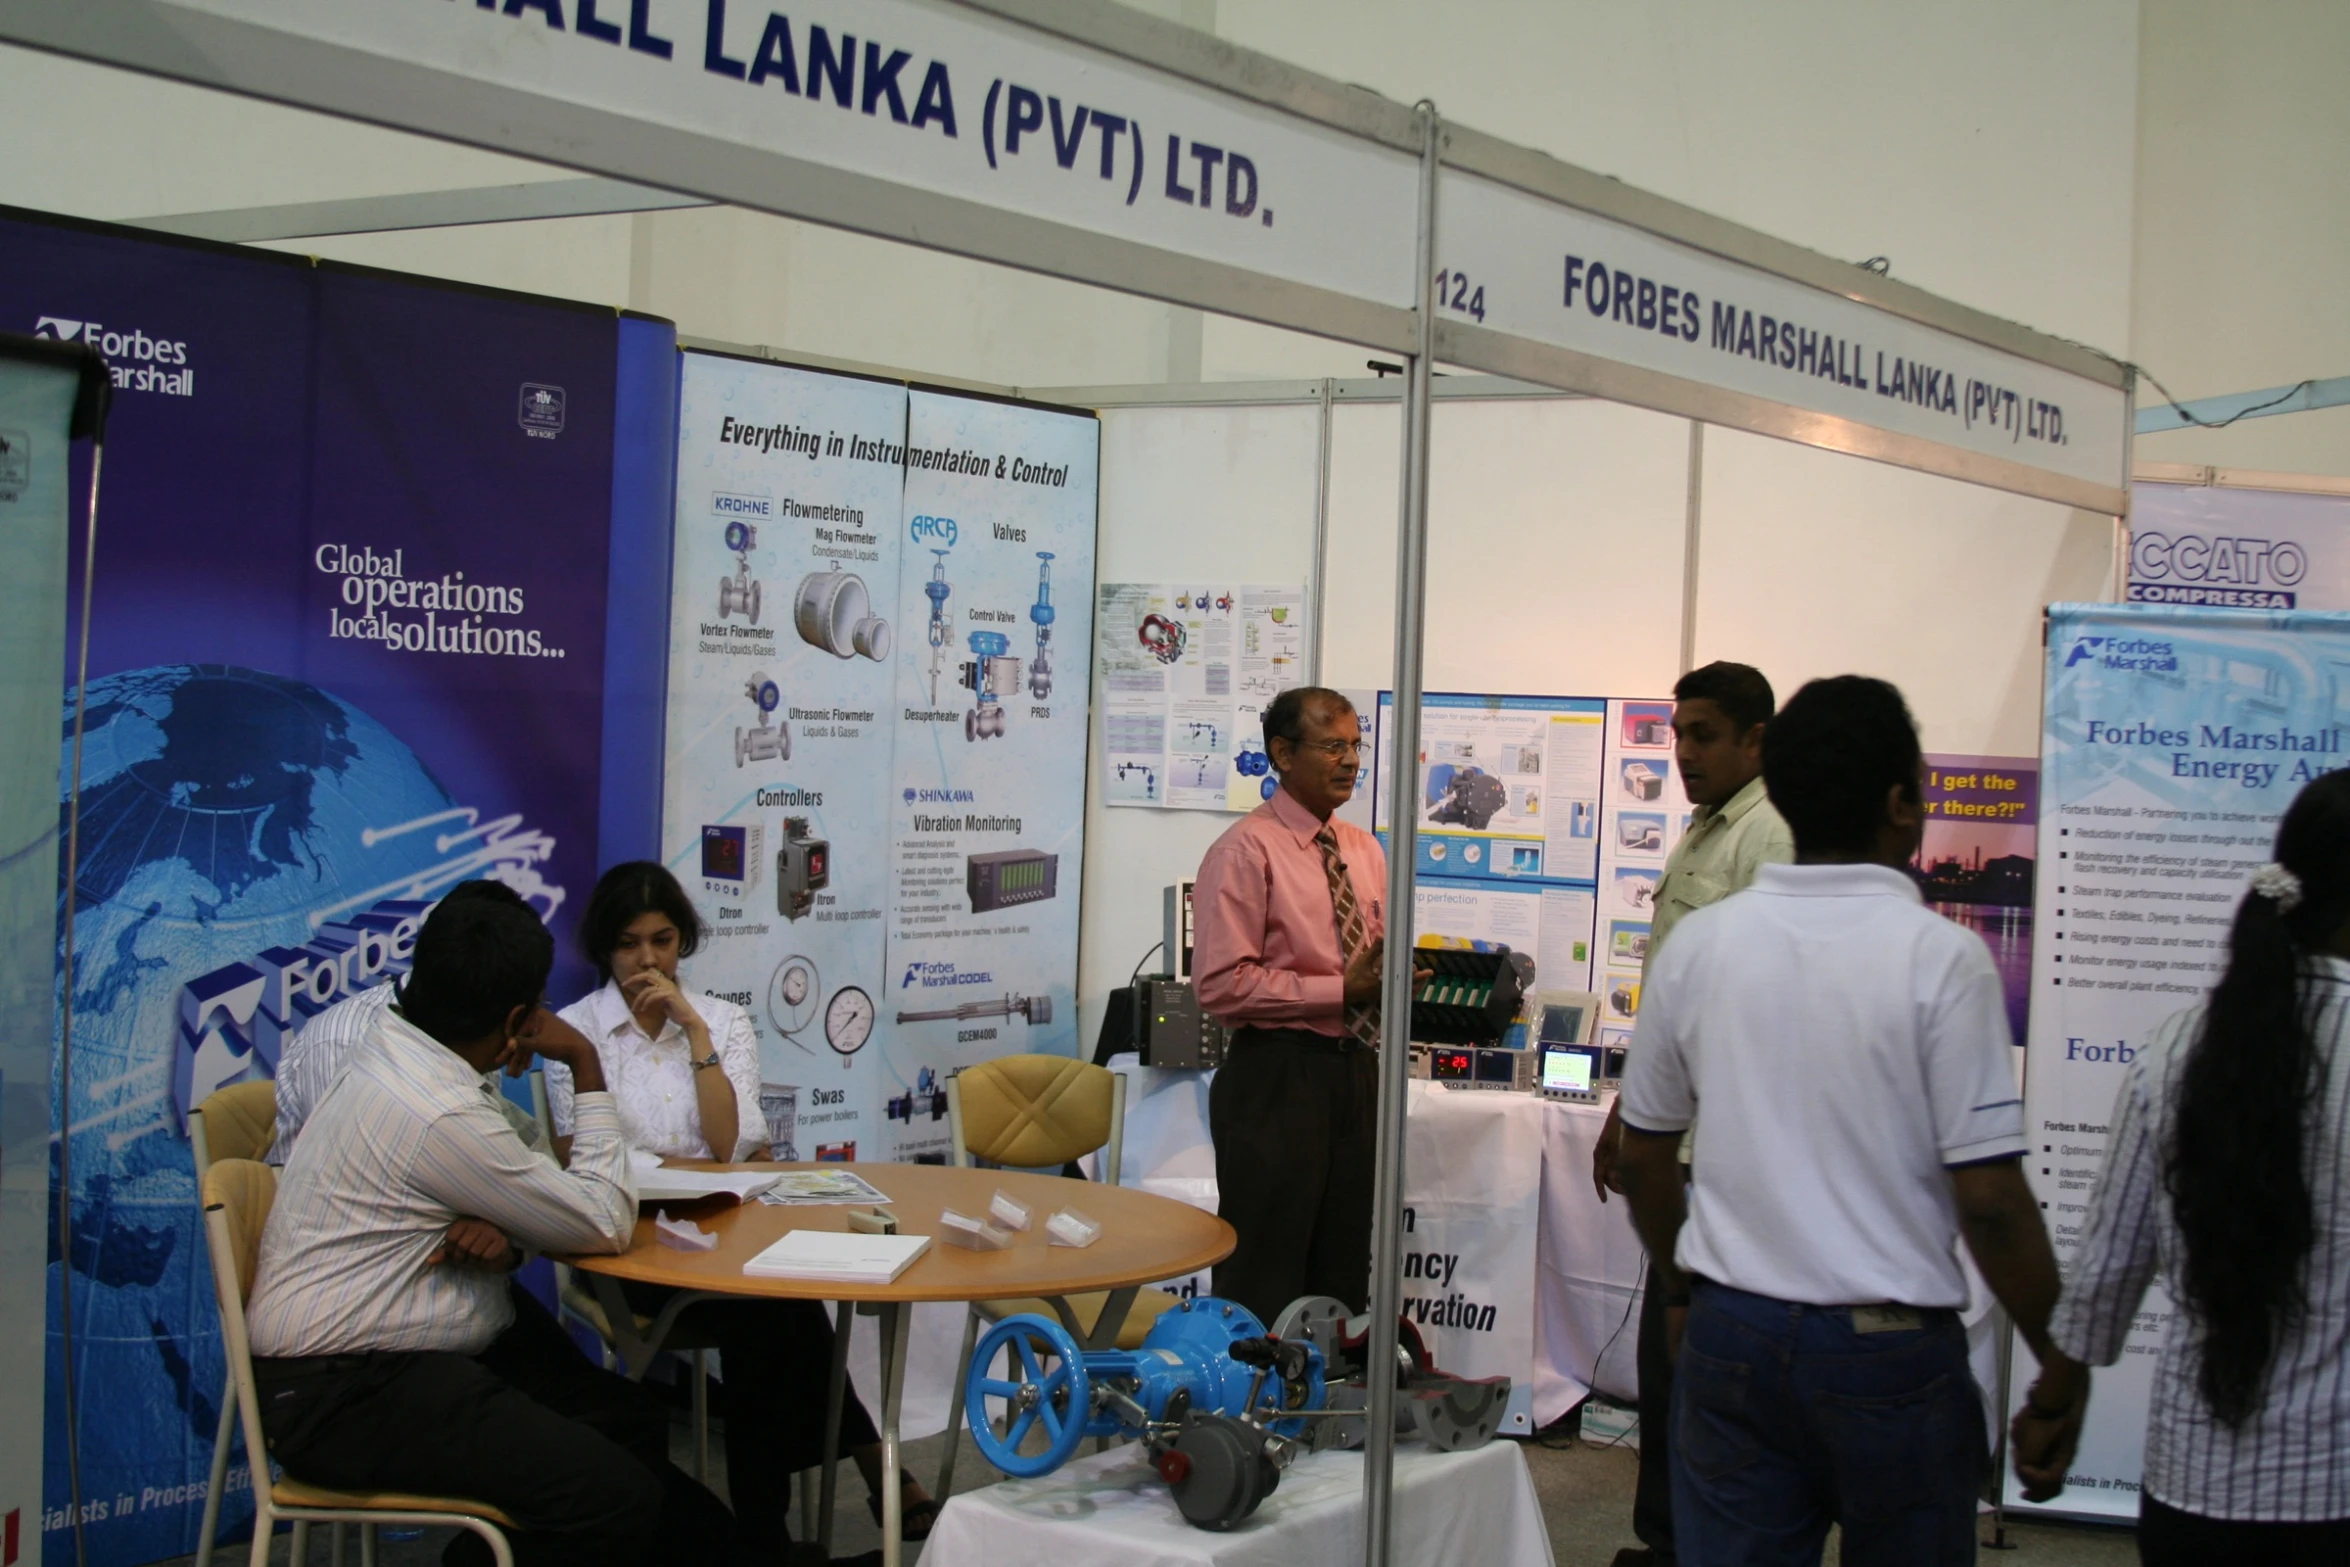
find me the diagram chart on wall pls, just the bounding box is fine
[661,357,1097,1167]
[1096,581,1308,810]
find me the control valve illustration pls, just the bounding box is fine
[925,549,953,703]
[962,631,1023,741]
[776,816,829,921]
[735,672,789,767]
[1028,551,1056,700]
[795,566,890,661]
[718,520,762,622]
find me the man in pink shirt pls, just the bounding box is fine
[1192,686,1396,1323]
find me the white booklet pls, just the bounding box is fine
[628,1151,781,1205]
[742,1229,932,1284]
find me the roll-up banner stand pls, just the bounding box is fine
[660,351,1096,1165]
[2011,602,2350,1519]
[0,4,2139,1562]
[0,334,107,1567]
[2,209,676,1567]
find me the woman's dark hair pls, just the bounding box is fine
[578,860,708,982]
[1758,675,1921,859]
[399,894,554,1044]
[1673,661,1775,737]
[2167,769,2350,1425]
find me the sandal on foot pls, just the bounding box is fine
[867,1471,941,1542]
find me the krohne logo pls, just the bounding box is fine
[901,960,991,990]
[34,315,195,397]
[910,513,958,546]
[2128,530,2305,609]
[2064,635,2180,673]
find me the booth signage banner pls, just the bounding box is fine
[2128,481,2350,611]
[0,350,82,1567]
[4,211,668,1567]
[1436,169,2129,496]
[2012,602,2350,1518]
[660,356,1097,1163]
[131,0,1420,310]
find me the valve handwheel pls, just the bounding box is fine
[966,1314,1090,1478]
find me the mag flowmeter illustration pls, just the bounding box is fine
[718,519,761,622]
[794,565,891,660]
[775,816,830,920]
[967,848,1059,911]
[735,672,789,766]
[1028,551,1056,699]
[700,822,765,895]
[962,631,1023,741]
[924,549,953,702]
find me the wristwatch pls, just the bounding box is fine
[690,1052,723,1072]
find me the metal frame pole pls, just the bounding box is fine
[1307,377,1335,686]
[1677,421,1704,675]
[1362,100,1440,1567]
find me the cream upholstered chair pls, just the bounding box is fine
[934,1054,1181,1493]
[189,1079,281,1567]
[200,1158,517,1567]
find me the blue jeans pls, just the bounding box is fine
[1669,1280,1985,1567]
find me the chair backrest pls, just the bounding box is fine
[527,1068,552,1145]
[190,1079,281,1178]
[201,1159,280,1491]
[947,1055,1125,1182]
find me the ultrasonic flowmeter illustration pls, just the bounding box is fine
[1028,551,1056,700]
[895,992,1053,1026]
[776,816,830,920]
[718,519,762,623]
[962,630,1023,741]
[794,565,891,661]
[735,672,789,767]
[925,549,953,703]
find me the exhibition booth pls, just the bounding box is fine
[10,2,2277,1565]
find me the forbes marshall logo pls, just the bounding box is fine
[2064,635,2178,673]
[902,961,991,990]
[34,315,194,397]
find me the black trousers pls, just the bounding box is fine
[254,1286,763,1567]
[1208,1027,1378,1326]
[1633,1268,1677,1558]
[619,1282,882,1556]
[2139,1494,2350,1566]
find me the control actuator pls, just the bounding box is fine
[775,816,829,921]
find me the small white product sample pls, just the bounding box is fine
[654,1213,718,1251]
[987,1189,1034,1231]
[939,1207,1014,1250]
[1045,1208,1101,1248]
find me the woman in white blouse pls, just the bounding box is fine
[548,863,939,1548]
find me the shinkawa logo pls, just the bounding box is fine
[903,787,976,803]
[33,314,195,396]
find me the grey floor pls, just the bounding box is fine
[155,1415,2141,1567]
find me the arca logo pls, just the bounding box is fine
[910,514,958,546]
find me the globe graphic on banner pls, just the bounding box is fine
[48,664,466,1550]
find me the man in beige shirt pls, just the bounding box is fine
[1592,661,1792,1567]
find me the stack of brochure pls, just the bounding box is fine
[629,1151,781,1205]
[742,1229,932,1285]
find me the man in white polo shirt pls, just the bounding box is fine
[1618,675,2085,1566]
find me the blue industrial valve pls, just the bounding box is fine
[924,549,953,703]
[1028,551,1056,699]
[961,629,1022,741]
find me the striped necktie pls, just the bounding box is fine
[1315,824,1382,1048]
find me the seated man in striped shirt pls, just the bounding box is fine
[244,893,772,1567]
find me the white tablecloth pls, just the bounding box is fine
[921,1438,1554,1567]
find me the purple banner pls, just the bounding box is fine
[1911,752,2039,1047]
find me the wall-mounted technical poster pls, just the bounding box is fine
[883,388,1098,1161]
[1593,700,1691,1052]
[2010,603,2350,1520]
[1372,693,1609,998]
[662,358,1097,1170]
[1096,582,1308,810]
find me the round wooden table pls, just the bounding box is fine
[566,1162,1233,1567]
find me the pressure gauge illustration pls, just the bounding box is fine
[767,954,820,1049]
[825,985,875,1058]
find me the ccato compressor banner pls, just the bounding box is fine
[2,207,676,1566]
[660,355,1096,1167]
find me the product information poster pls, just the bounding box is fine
[662,355,909,1163]
[1372,693,1606,998]
[661,363,1098,1168]
[1594,700,1690,1052]
[885,389,1097,1160]
[1913,753,2038,1049]
[2128,481,2350,611]
[1095,582,1307,810]
[2011,603,2350,1518]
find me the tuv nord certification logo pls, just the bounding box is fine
[518,383,565,440]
